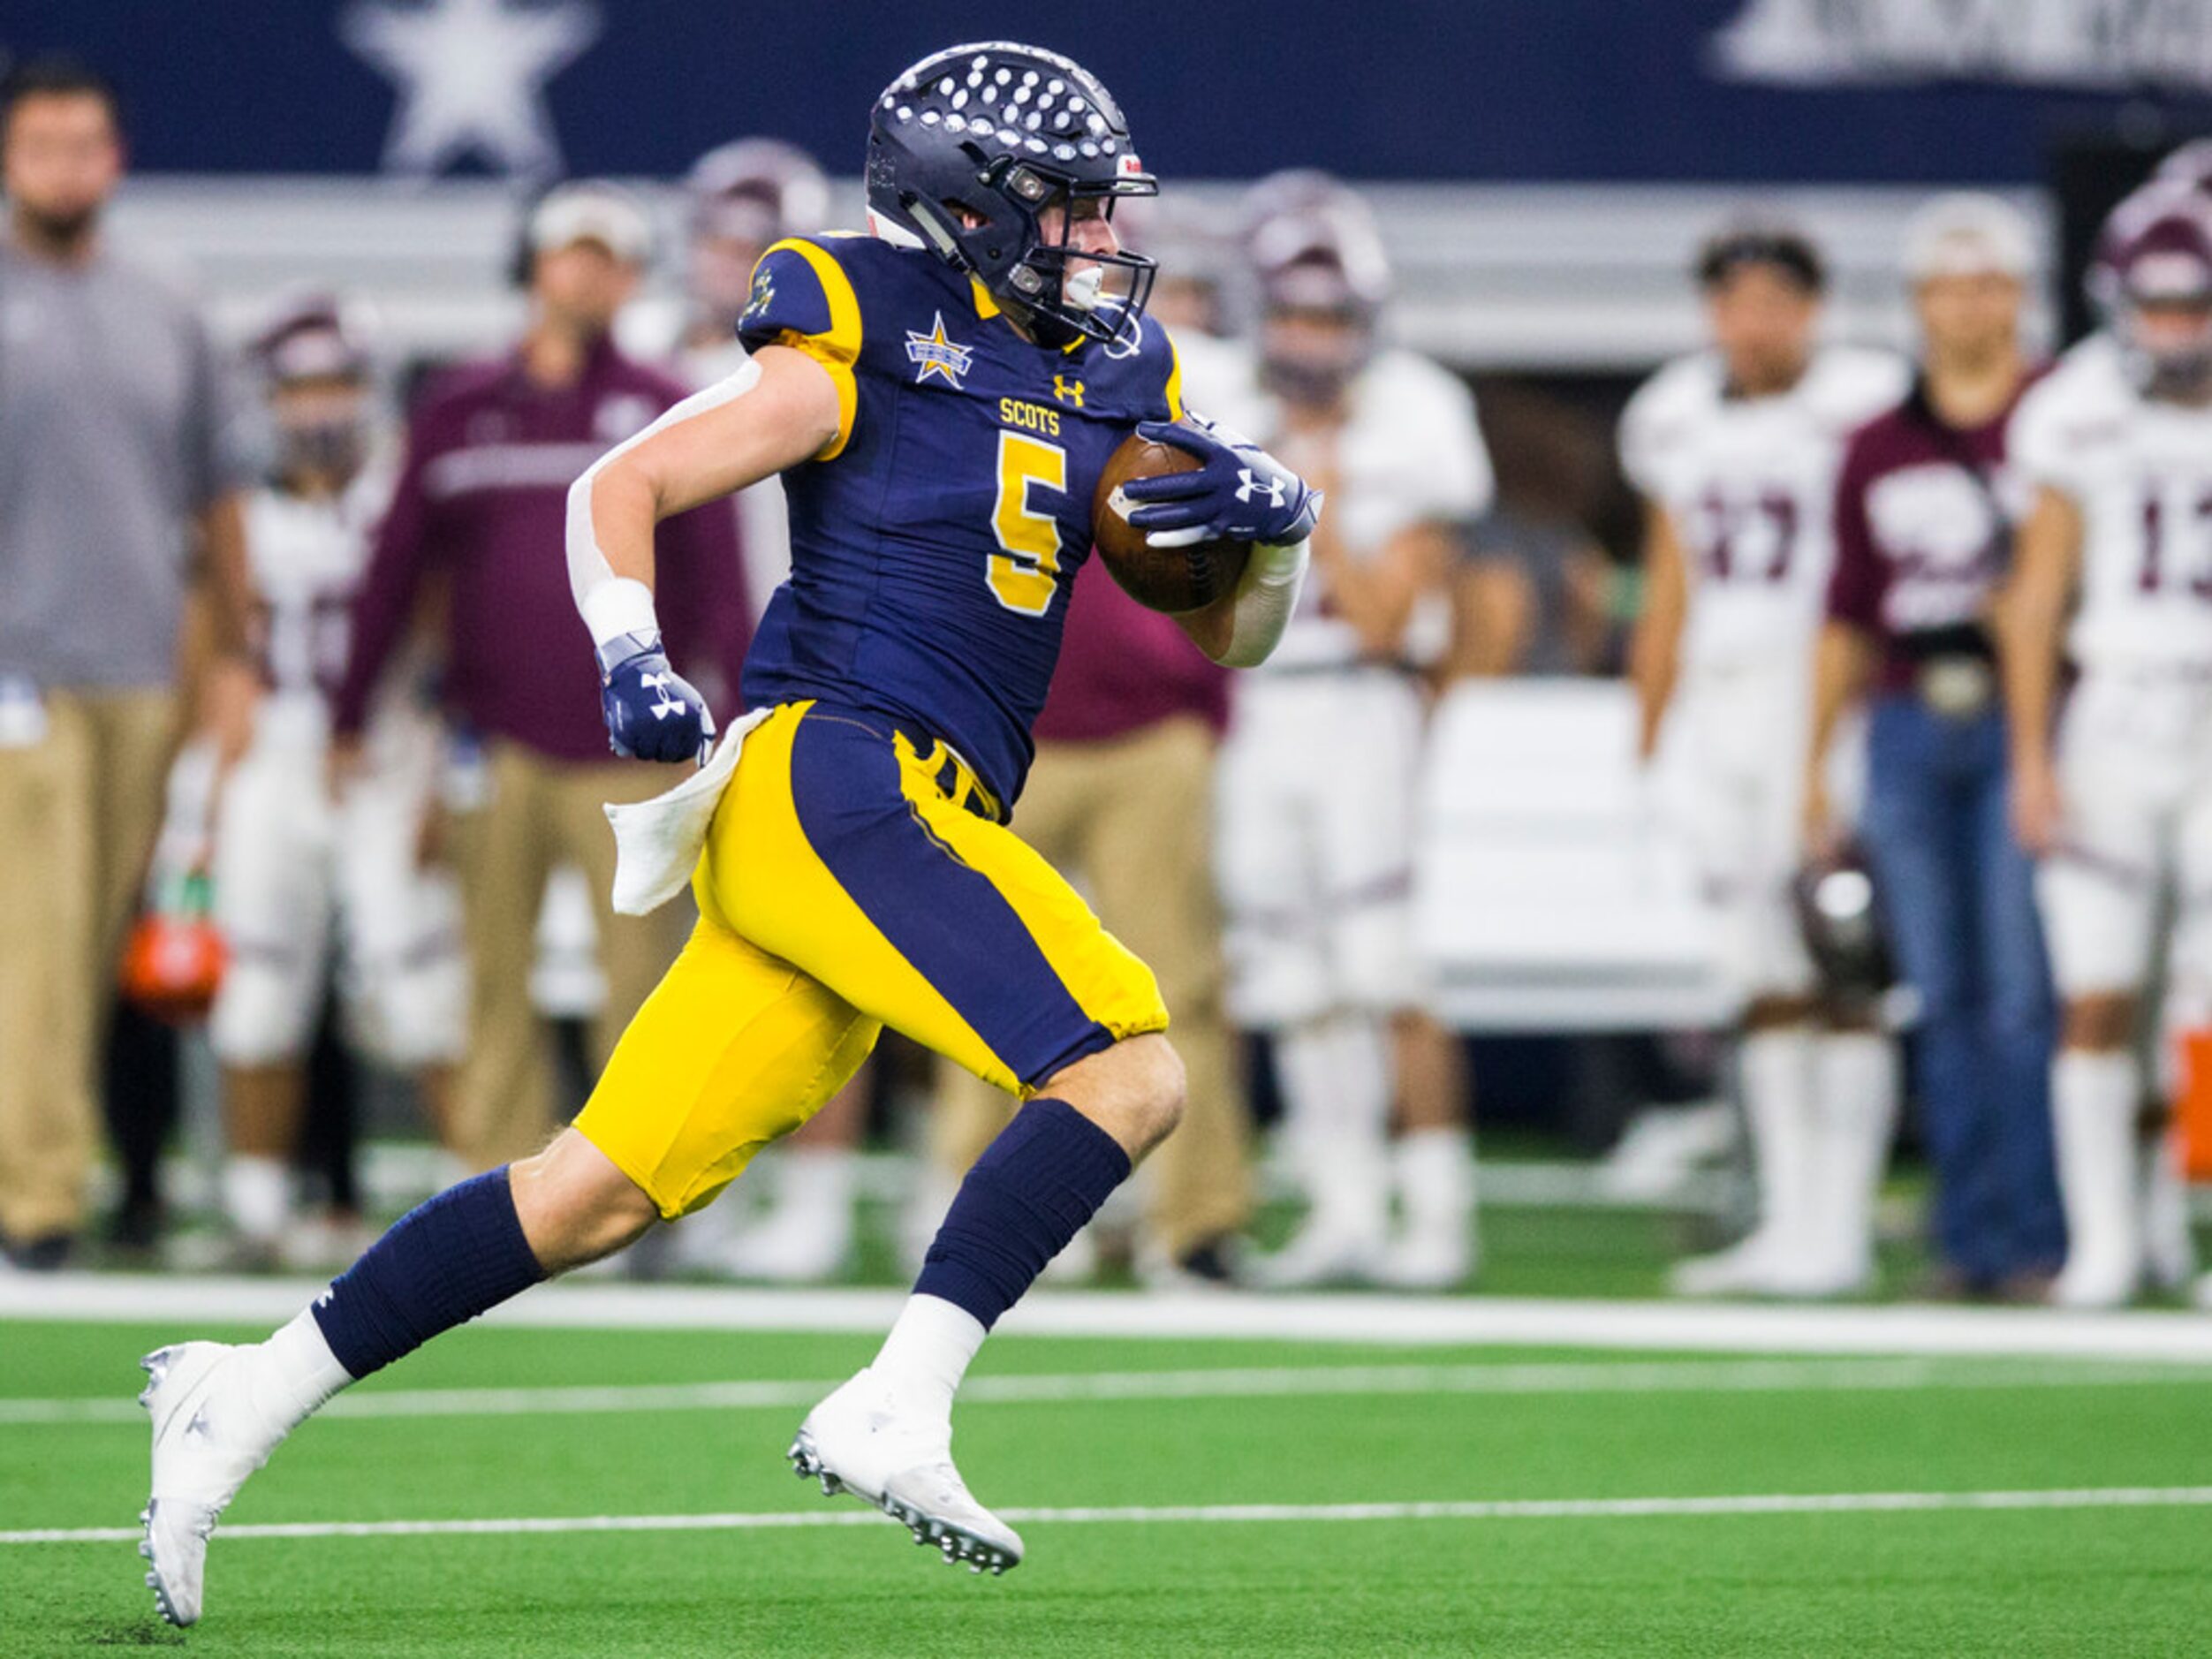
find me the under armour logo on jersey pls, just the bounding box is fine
[640,672,686,721]
[905,313,974,389]
[1053,375,1085,407]
[1234,468,1286,507]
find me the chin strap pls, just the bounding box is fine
[1213,539,1310,669]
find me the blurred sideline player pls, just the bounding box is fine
[1801,198,2063,1297]
[327,183,747,1174]
[633,139,867,1281]
[205,296,466,1267]
[1215,175,1492,1289]
[138,41,1321,1621]
[1623,223,1909,1297]
[2002,180,2212,1307]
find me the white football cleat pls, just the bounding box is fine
[787,1368,1022,1575]
[138,1343,281,1627]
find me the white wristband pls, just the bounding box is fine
[579,576,661,648]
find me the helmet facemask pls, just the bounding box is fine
[867,42,1162,349]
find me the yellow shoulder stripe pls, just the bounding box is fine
[766,237,862,461]
[1163,328,1186,420]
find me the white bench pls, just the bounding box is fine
[1414,680,1731,1032]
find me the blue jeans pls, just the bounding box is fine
[1860,695,2064,1284]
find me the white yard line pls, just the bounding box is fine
[11,1486,2212,1547]
[7,1275,2212,1360]
[5,1355,2210,1428]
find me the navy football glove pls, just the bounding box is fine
[596,631,716,763]
[1118,417,1322,549]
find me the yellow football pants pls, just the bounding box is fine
[575,701,1168,1217]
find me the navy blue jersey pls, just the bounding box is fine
[735,232,1184,810]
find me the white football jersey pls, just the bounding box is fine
[245,468,389,705]
[2011,334,2212,673]
[1621,345,1909,672]
[1209,345,1494,670]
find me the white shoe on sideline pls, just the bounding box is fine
[2050,1253,2142,1310]
[137,1343,283,1627]
[1249,1219,1385,1290]
[1375,1230,1476,1292]
[722,1208,854,1284]
[788,1368,1022,1574]
[1667,1231,1793,1298]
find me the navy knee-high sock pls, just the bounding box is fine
[310,1168,545,1380]
[913,1099,1130,1329]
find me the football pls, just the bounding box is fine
[1090,423,1252,614]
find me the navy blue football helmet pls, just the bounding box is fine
[867,42,1158,345]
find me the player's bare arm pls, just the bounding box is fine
[1801,620,1873,853]
[564,346,837,762]
[1628,496,1687,762]
[1995,483,2081,857]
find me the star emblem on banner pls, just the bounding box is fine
[341,0,602,180]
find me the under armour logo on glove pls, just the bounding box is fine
[1234,468,1287,508]
[597,632,716,763]
[1119,418,1322,549]
[640,672,688,722]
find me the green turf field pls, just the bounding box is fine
[5,1314,2212,1657]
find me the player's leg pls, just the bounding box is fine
[2037,726,2159,1308]
[1218,683,1390,1286]
[139,912,874,1626]
[1669,745,1822,1295]
[333,726,467,1150]
[1799,704,1904,1296]
[1343,678,1475,1291]
[711,705,1176,1569]
[208,745,331,1262]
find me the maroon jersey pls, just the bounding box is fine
[1826,371,2041,693]
[1031,557,1228,745]
[332,337,749,763]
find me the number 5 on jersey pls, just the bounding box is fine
[989,430,1066,616]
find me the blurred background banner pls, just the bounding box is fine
[5,0,2212,184]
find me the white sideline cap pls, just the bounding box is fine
[529,181,655,264]
[1901,193,2035,282]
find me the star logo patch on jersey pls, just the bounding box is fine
[905,313,974,389]
[742,266,775,324]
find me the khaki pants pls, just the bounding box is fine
[935,716,1252,1256]
[0,688,177,1240]
[446,742,684,1170]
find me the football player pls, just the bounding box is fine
[206,296,465,1266]
[2002,182,2212,1307]
[136,42,1319,1623]
[1622,221,1909,1297]
[1209,175,1493,1289]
